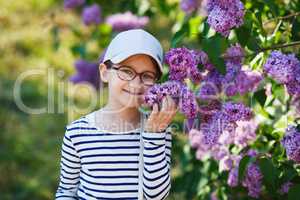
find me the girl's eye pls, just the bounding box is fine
[120,68,134,76]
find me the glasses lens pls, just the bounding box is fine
[117,67,135,81]
[142,72,156,86]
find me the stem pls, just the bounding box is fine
[257,41,300,52]
[263,12,300,25]
[221,41,300,59]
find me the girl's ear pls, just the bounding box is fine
[99,63,109,83]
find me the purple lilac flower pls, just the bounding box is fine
[199,100,222,123]
[64,0,85,9]
[161,81,184,99]
[105,11,149,32]
[286,79,300,96]
[144,81,197,119]
[242,163,263,198]
[210,191,218,200]
[206,0,245,37]
[234,120,258,147]
[69,59,100,89]
[201,101,252,146]
[165,47,202,83]
[179,87,199,118]
[227,167,239,187]
[221,102,253,122]
[235,70,263,95]
[202,114,223,146]
[264,51,300,84]
[189,129,203,148]
[224,83,238,96]
[211,146,229,160]
[82,4,102,25]
[279,181,293,194]
[219,155,234,171]
[197,69,223,100]
[281,125,300,163]
[180,0,200,14]
[224,61,242,82]
[224,43,245,64]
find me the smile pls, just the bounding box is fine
[123,89,143,95]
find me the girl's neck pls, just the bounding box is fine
[100,103,141,125]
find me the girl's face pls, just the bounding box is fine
[100,54,159,109]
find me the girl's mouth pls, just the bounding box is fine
[123,89,143,96]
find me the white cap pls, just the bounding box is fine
[102,29,164,73]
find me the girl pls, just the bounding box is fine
[56,29,177,200]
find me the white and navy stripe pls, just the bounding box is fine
[56,113,171,200]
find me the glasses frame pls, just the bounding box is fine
[105,60,159,86]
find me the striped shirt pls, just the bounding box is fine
[55,111,172,200]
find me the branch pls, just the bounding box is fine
[221,41,300,59]
[263,12,300,26]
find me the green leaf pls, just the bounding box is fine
[71,43,86,58]
[236,26,251,47]
[201,34,228,75]
[235,11,253,47]
[51,26,60,51]
[258,157,278,193]
[262,0,279,16]
[238,155,251,183]
[247,37,261,52]
[281,166,298,183]
[288,184,300,200]
[253,89,267,107]
[272,83,286,104]
[171,22,189,48]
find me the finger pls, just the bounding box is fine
[161,96,168,113]
[151,103,159,116]
[167,95,176,112]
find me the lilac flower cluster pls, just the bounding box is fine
[197,44,262,99]
[233,120,258,147]
[264,51,300,96]
[291,95,300,116]
[143,81,198,118]
[206,0,245,36]
[264,51,300,84]
[281,125,300,163]
[64,0,85,9]
[242,163,263,198]
[105,12,149,32]
[180,0,200,14]
[279,181,293,194]
[69,59,100,89]
[165,47,205,83]
[82,4,102,26]
[201,101,253,146]
[226,151,263,198]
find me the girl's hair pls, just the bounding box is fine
[104,57,162,80]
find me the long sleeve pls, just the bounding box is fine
[142,128,172,200]
[55,130,81,199]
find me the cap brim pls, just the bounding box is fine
[109,50,163,73]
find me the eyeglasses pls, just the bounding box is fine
[109,64,158,86]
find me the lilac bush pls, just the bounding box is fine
[105,11,149,32]
[82,4,102,25]
[206,0,245,36]
[69,59,100,89]
[64,0,85,9]
[281,125,300,163]
[62,1,300,199]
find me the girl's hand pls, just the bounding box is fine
[144,95,177,133]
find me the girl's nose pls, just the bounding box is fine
[129,75,142,87]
